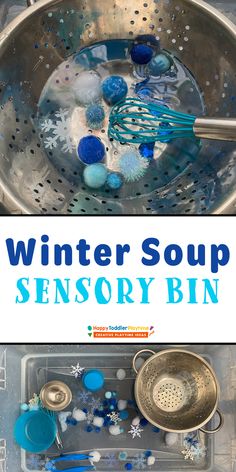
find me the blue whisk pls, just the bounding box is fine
[108,97,236,144]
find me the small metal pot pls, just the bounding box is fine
[132,349,224,434]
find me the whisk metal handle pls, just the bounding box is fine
[194,118,236,141]
[133,349,155,374]
[199,409,224,434]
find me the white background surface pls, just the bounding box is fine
[0,216,235,343]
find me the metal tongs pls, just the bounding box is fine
[45,453,96,472]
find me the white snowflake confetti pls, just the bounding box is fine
[181,447,195,461]
[77,389,92,404]
[71,362,85,379]
[128,424,144,439]
[89,396,103,411]
[107,412,122,425]
[28,393,40,408]
[41,108,75,154]
[132,453,146,470]
[86,410,95,424]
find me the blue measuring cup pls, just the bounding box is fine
[14,410,57,453]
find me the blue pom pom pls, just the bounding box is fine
[95,427,101,433]
[102,76,128,105]
[130,44,153,64]
[83,163,108,189]
[86,425,93,432]
[139,142,155,159]
[78,135,105,164]
[125,463,133,470]
[148,53,172,76]
[119,410,129,420]
[145,450,152,458]
[86,104,105,130]
[140,418,148,427]
[152,426,160,433]
[107,172,123,189]
[83,408,88,414]
[135,35,160,48]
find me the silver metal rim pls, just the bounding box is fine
[134,348,220,434]
[0,0,236,214]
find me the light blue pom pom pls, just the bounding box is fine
[83,163,108,188]
[107,172,123,189]
[148,53,172,76]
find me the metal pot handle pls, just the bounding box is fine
[199,409,224,434]
[132,349,155,374]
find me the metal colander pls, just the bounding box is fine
[133,349,224,433]
[0,0,236,214]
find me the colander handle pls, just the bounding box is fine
[199,409,224,434]
[27,0,36,5]
[132,349,155,374]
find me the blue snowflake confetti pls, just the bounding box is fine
[27,454,45,470]
[89,396,103,411]
[77,389,92,404]
[132,453,146,470]
[104,452,119,468]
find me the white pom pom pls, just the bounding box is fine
[90,451,101,463]
[72,408,87,422]
[109,425,123,436]
[116,368,126,380]
[147,456,156,466]
[118,399,128,411]
[73,71,101,105]
[165,432,178,446]
[58,411,71,432]
[132,416,140,426]
[93,416,104,428]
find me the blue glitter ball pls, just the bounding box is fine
[125,463,133,470]
[107,172,123,190]
[78,135,105,164]
[139,142,155,159]
[86,425,93,433]
[159,122,173,142]
[130,44,153,64]
[119,410,129,420]
[140,418,148,427]
[148,53,172,76]
[83,163,108,188]
[85,104,105,130]
[83,408,88,414]
[95,427,101,433]
[102,76,128,105]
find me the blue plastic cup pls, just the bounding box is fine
[14,410,57,453]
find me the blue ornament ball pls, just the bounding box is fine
[148,53,172,76]
[85,104,105,129]
[130,44,153,64]
[78,135,105,165]
[102,76,128,105]
[139,142,155,159]
[107,172,123,190]
[83,163,108,189]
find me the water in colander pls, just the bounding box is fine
[37,38,205,209]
